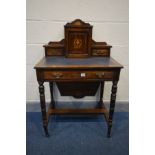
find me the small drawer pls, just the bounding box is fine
[92,49,110,56]
[45,48,64,56]
[43,71,114,80]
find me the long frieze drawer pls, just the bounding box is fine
[43,71,114,80]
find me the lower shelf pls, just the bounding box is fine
[48,108,106,114]
[47,107,109,124]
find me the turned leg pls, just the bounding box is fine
[98,81,104,108]
[107,81,118,138]
[49,82,55,108]
[38,81,49,137]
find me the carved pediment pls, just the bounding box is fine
[65,19,92,27]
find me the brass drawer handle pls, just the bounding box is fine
[96,72,105,78]
[53,73,63,79]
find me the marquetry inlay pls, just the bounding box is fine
[73,38,82,49]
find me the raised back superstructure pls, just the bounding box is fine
[43,19,112,58]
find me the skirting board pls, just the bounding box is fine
[26,101,129,112]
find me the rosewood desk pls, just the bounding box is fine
[34,19,123,137]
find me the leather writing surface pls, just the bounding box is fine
[35,56,123,69]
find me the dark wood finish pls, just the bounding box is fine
[43,19,112,58]
[48,108,107,114]
[34,19,123,138]
[43,39,64,56]
[38,81,49,137]
[98,82,105,108]
[65,19,92,58]
[46,106,109,124]
[107,81,118,137]
[43,70,114,81]
[91,40,112,57]
[49,82,55,108]
[56,82,100,98]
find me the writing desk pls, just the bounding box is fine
[34,19,123,137]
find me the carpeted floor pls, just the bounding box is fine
[26,103,129,155]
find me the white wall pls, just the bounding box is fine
[26,0,129,102]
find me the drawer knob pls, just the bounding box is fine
[53,73,63,79]
[96,72,104,78]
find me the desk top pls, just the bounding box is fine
[34,56,123,70]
